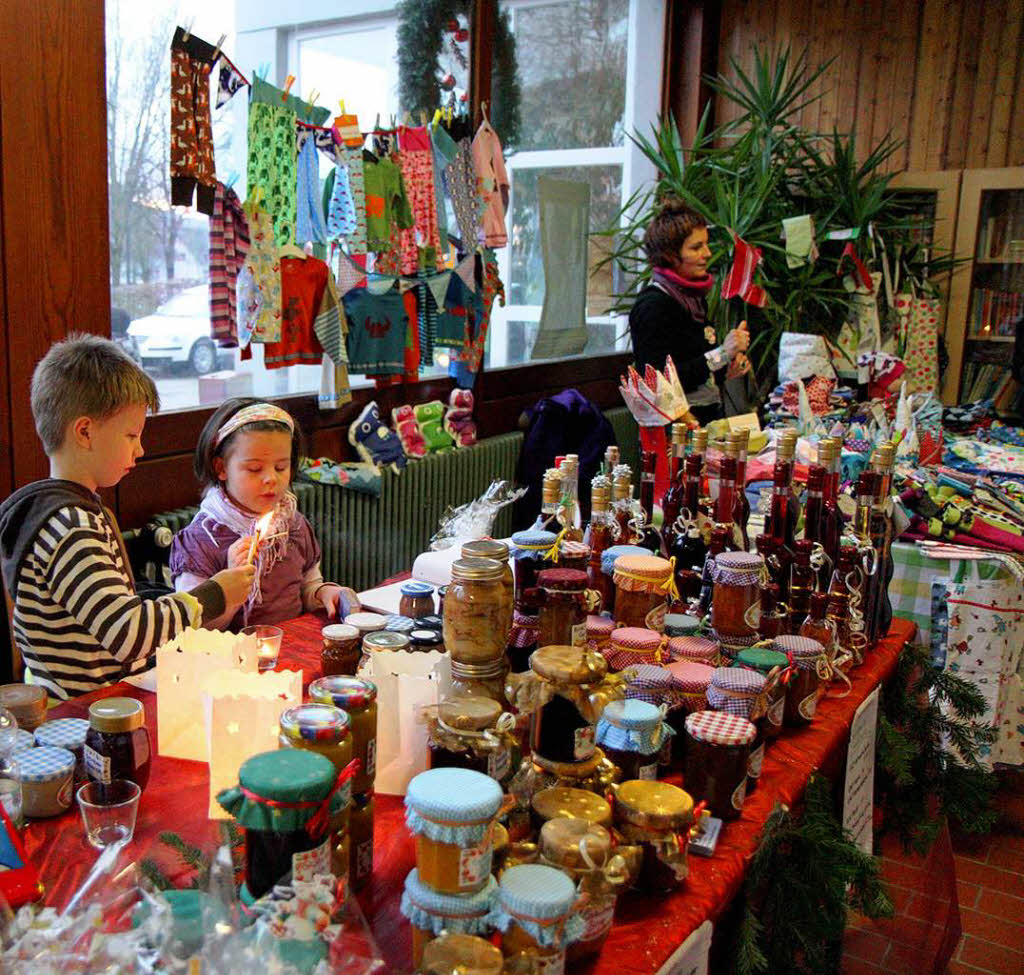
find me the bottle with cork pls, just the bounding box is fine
[636,448,665,556]
[558,455,584,542]
[660,423,690,552]
[611,465,637,544]
[585,476,615,612]
[714,437,744,552]
[868,442,896,644]
[602,444,620,478]
[533,468,563,533]
[730,429,752,551]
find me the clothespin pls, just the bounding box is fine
[338,99,346,115]
[211,33,226,62]
[282,74,295,101]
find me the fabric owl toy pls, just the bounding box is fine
[444,388,477,447]
[414,401,454,453]
[392,404,427,458]
[348,401,406,473]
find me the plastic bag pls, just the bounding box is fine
[430,479,527,550]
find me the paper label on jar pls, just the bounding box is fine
[292,837,330,883]
[365,738,377,776]
[488,745,510,782]
[767,695,785,728]
[574,725,595,761]
[748,742,765,780]
[458,839,493,889]
[581,901,616,941]
[356,839,373,879]
[639,761,659,780]
[533,953,565,975]
[571,622,587,647]
[83,744,111,784]
[798,690,819,721]
[731,775,747,811]
[644,601,668,631]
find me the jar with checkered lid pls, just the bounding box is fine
[611,779,694,891]
[511,529,558,596]
[710,551,764,644]
[707,667,768,790]
[585,615,615,655]
[445,558,510,666]
[536,568,590,649]
[663,613,702,638]
[666,634,719,665]
[308,676,377,795]
[595,699,673,782]
[13,745,75,818]
[773,635,828,726]
[604,626,665,672]
[734,647,790,740]
[612,554,675,630]
[683,710,756,820]
[663,661,715,768]
[33,717,89,786]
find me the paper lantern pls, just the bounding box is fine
[156,628,259,760]
[203,668,303,819]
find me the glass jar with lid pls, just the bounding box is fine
[344,612,387,637]
[595,699,673,781]
[706,666,768,790]
[410,629,445,653]
[427,693,515,784]
[444,558,510,666]
[612,554,675,630]
[683,710,756,821]
[421,932,504,975]
[493,863,584,969]
[611,780,694,891]
[604,626,666,671]
[34,717,89,786]
[308,677,378,795]
[84,697,152,793]
[510,530,557,598]
[663,661,714,768]
[557,540,591,575]
[536,568,590,649]
[321,623,361,677]
[710,552,764,645]
[452,659,511,710]
[399,581,436,619]
[734,647,789,741]
[774,635,827,726]
[362,629,411,658]
[462,539,515,621]
[530,785,613,831]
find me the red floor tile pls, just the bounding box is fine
[986,835,1024,874]
[975,886,1024,919]
[946,960,1006,975]
[957,881,982,910]
[958,935,1024,974]
[839,957,889,975]
[959,907,1024,952]
[906,892,952,922]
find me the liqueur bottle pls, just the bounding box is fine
[825,546,858,663]
[533,468,563,533]
[818,437,843,574]
[799,590,834,651]
[714,438,744,552]
[802,465,826,547]
[660,423,690,552]
[585,478,615,613]
[602,445,620,478]
[869,442,896,644]
[788,539,815,633]
[697,526,729,617]
[611,467,635,544]
[636,450,665,556]
[730,429,752,551]
[767,430,800,600]
[757,583,787,640]
[559,455,584,542]
[852,471,878,649]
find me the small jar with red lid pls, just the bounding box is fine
[683,710,756,820]
[585,615,614,655]
[666,635,719,666]
[603,627,665,671]
[557,540,591,575]
[662,660,714,767]
[536,568,590,648]
[612,555,675,630]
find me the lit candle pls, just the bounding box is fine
[258,641,277,665]
[246,511,274,565]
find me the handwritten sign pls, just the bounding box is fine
[843,686,880,854]
[657,920,712,975]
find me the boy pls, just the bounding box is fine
[0,334,255,699]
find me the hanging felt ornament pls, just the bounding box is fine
[721,232,768,307]
[837,242,873,292]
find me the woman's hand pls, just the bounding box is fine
[227,536,253,568]
[727,352,752,380]
[721,321,750,358]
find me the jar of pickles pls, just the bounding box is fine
[530,785,613,831]
[710,552,764,645]
[405,768,505,895]
[774,635,827,726]
[706,667,768,790]
[612,555,675,630]
[321,624,361,676]
[611,780,694,891]
[399,581,436,619]
[308,677,378,795]
[734,648,789,741]
[683,710,756,821]
[350,791,374,890]
[421,932,504,975]
[445,558,510,666]
[596,699,672,781]
[536,569,590,649]
[427,693,515,784]
[462,539,515,619]
[510,529,557,596]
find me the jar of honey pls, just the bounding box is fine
[595,699,672,781]
[405,767,505,895]
[308,676,377,795]
[428,693,515,785]
[706,667,768,790]
[350,791,374,890]
[399,581,436,619]
[734,648,789,741]
[710,551,764,645]
[421,932,504,975]
[530,785,613,831]
[401,867,498,969]
[611,779,694,891]
[445,558,510,666]
[683,710,756,821]
[774,635,827,726]
[493,864,584,969]
[321,624,361,676]
[612,555,675,630]
[536,568,590,648]
[604,626,666,671]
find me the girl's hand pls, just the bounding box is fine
[227,536,253,568]
[340,587,362,614]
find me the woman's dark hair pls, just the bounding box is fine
[641,197,708,269]
[194,397,302,491]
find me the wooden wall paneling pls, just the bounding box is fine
[830,0,862,153]
[808,0,841,139]
[924,0,962,171]
[663,0,722,148]
[0,0,110,488]
[964,0,1004,168]
[852,0,883,154]
[0,55,11,501]
[886,0,921,173]
[944,6,980,174]
[986,0,1023,167]
[777,0,812,132]
[1011,25,1024,167]
[868,0,899,159]
[907,0,944,171]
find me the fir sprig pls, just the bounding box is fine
[138,824,245,892]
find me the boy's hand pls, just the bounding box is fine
[227,536,253,568]
[212,565,257,607]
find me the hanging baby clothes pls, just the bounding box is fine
[209,182,250,347]
[342,282,409,376]
[430,122,459,245]
[262,256,332,369]
[392,125,442,275]
[239,201,282,344]
[894,293,941,395]
[434,270,473,350]
[295,128,328,245]
[334,114,368,254]
[471,119,509,248]
[247,101,298,248]
[445,129,481,249]
[323,162,358,239]
[450,249,505,387]
[170,27,217,215]
[363,151,415,255]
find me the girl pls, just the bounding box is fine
[170,398,360,629]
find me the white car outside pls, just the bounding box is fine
[126,285,223,375]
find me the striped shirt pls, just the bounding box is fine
[11,504,201,700]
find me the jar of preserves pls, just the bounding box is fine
[585,615,614,655]
[84,697,152,793]
[535,568,590,649]
[595,699,672,781]
[452,659,511,710]
[774,635,827,726]
[666,635,719,666]
[683,710,756,821]
[557,540,590,575]
[462,539,515,619]
[421,932,504,975]
[308,677,378,795]
[362,630,411,667]
[706,667,768,790]
[217,750,346,901]
[321,623,361,677]
[385,614,417,634]
[399,581,436,619]
[598,545,649,616]
[493,864,584,970]
[604,626,666,671]
[539,817,626,963]
[344,612,387,636]
[663,613,701,638]
[710,551,764,645]
[0,684,47,732]
[401,868,497,969]
[410,629,445,653]
[612,554,676,630]
[510,529,558,597]
[34,717,89,786]
[611,780,694,891]
[13,746,75,818]
[530,747,606,789]
[404,767,505,895]
[734,648,789,741]
[350,790,374,890]
[530,785,613,831]
[427,693,515,784]
[444,558,510,666]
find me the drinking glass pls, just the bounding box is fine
[77,779,141,849]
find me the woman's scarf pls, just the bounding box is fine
[651,266,715,305]
[199,486,298,621]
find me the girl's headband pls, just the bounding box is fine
[214,403,295,447]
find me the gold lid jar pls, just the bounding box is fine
[530,645,607,685]
[613,779,693,832]
[429,693,514,784]
[444,558,510,667]
[421,933,504,975]
[531,785,612,828]
[539,816,612,873]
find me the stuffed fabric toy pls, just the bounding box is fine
[392,404,427,458]
[444,388,477,447]
[414,400,454,452]
[349,401,406,473]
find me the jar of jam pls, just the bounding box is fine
[321,624,361,676]
[421,932,504,975]
[0,684,47,732]
[530,785,613,831]
[494,864,584,969]
[683,710,756,821]
[557,540,591,575]
[611,779,694,891]
[734,648,789,741]
[774,635,827,726]
[585,615,614,655]
[598,545,649,616]
[706,666,768,790]
[350,790,375,890]
[595,699,672,780]
[445,558,510,666]
[462,539,515,620]
[401,869,500,970]
[410,629,445,653]
[539,817,625,963]
[604,626,666,671]
[399,581,436,619]
[453,659,511,709]
[405,767,505,895]
[530,747,606,787]
[217,750,345,901]
[308,677,378,795]
[663,613,701,638]
[361,630,411,666]
[667,635,719,666]
[710,551,764,645]
[612,554,675,630]
[84,697,152,793]
[536,568,590,649]
[344,612,387,637]
[662,660,713,768]
[511,530,557,597]
[428,693,514,784]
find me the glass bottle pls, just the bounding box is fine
[602,445,620,478]
[637,449,665,555]
[559,454,584,542]
[611,467,635,544]
[755,534,781,589]
[818,437,843,573]
[800,591,834,650]
[730,429,752,551]
[532,469,563,533]
[715,438,743,552]
[788,540,815,632]
[757,583,787,640]
[826,546,857,660]
[767,430,799,600]
[869,442,896,644]
[802,465,826,546]
[661,422,690,552]
[852,471,877,647]
[697,526,729,616]
[585,479,615,614]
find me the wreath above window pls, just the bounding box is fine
[396,0,521,149]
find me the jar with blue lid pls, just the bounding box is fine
[399,581,436,620]
[34,717,90,785]
[595,699,673,781]
[490,863,584,969]
[511,529,558,596]
[401,867,498,968]
[405,767,505,895]
[14,745,76,818]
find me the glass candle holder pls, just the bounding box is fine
[243,625,284,671]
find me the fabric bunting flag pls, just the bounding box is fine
[721,232,768,307]
[837,241,873,292]
[215,56,248,109]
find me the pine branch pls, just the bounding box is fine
[138,858,174,891]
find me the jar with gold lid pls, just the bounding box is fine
[362,629,411,658]
[84,696,151,793]
[462,539,515,622]
[611,779,694,891]
[444,558,510,666]
[612,555,675,630]
[539,816,626,963]
[308,676,377,795]
[427,693,515,785]
[535,568,590,649]
[530,784,613,831]
[421,932,504,975]
[321,623,361,677]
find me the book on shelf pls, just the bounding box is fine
[962,361,1010,402]
[970,288,1022,337]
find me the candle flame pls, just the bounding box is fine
[246,511,275,564]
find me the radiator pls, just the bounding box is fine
[604,406,640,474]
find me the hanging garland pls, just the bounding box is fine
[396,0,522,149]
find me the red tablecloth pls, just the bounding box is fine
[27,616,916,974]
